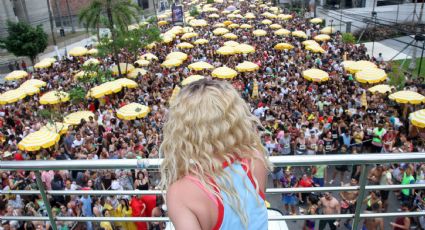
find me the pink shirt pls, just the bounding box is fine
[41,170,54,190]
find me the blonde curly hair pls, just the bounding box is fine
[160,79,270,227]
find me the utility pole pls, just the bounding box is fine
[65,0,75,33]
[46,0,57,45]
[409,0,419,71]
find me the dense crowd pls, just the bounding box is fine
[1,0,425,229]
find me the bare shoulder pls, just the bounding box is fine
[166,177,217,230]
[250,150,269,192]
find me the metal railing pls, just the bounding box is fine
[2,153,425,230]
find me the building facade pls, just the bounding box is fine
[0,0,52,38]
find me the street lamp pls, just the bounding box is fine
[330,19,333,32]
[415,34,425,77]
[371,11,377,58]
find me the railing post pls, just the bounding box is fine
[352,164,367,230]
[35,171,58,230]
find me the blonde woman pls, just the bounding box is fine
[160,80,270,230]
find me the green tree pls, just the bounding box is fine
[79,0,142,76]
[190,6,200,17]
[68,86,87,104]
[388,62,406,89]
[1,21,48,65]
[342,33,356,44]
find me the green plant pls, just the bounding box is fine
[388,62,406,89]
[342,33,356,44]
[1,21,48,65]
[190,7,200,17]
[79,0,142,76]
[206,0,214,4]
[38,108,62,121]
[69,86,87,104]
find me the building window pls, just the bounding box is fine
[138,0,149,9]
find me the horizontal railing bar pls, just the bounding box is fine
[2,153,425,170]
[4,212,425,222]
[4,184,425,196]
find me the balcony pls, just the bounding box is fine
[2,153,425,230]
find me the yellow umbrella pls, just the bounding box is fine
[83,58,100,66]
[228,24,240,29]
[177,42,194,49]
[158,20,169,26]
[410,109,425,128]
[161,34,174,43]
[161,59,183,68]
[87,49,98,55]
[213,23,226,27]
[344,60,377,73]
[5,70,28,81]
[169,86,181,104]
[111,63,135,75]
[314,34,331,42]
[213,28,230,35]
[87,81,123,98]
[127,68,147,78]
[355,68,387,84]
[269,24,282,29]
[274,28,291,36]
[140,53,158,61]
[212,66,238,79]
[40,57,56,64]
[116,103,150,120]
[115,78,138,88]
[274,43,294,50]
[306,45,325,53]
[223,33,238,40]
[310,18,323,24]
[236,61,259,72]
[245,13,256,19]
[261,19,272,25]
[302,40,320,46]
[181,32,199,40]
[190,19,208,27]
[0,89,27,104]
[69,47,88,56]
[135,59,150,67]
[41,122,69,135]
[302,69,329,82]
[292,30,308,38]
[34,61,52,69]
[40,91,70,105]
[235,44,255,54]
[194,38,209,45]
[18,85,40,96]
[64,111,95,125]
[223,20,233,26]
[320,26,335,34]
[181,75,205,86]
[278,14,293,20]
[240,24,253,29]
[224,41,239,47]
[217,46,236,55]
[188,61,214,71]
[368,84,394,94]
[389,91,425,104]
[21,79,46,88]
[166,52,188,61]
[146,42,157,49]
[253,29,267,36]
[74,71,97,80]
[18,129,60,151]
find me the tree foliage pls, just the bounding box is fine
[190,6,200,17]
[68,86,87,104]
[388,62,406,89]
[1,21,48,64]
[78,0,141,34]
[342,33,356,44]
